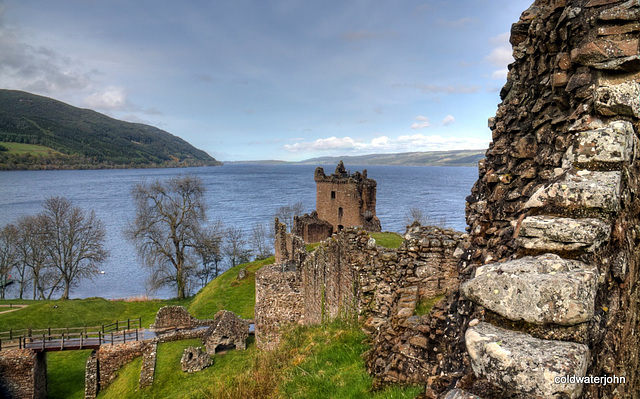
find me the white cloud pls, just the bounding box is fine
[283,136,366,152]
[371,136,389,147]
[411,116,431,129]
[442,115,455,126]
[284,133,489,154]
[397,83,480,94]
[491,68,509,80]
[486,33,513,81]
[83,87,128,110]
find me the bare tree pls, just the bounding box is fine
[223,226,252,268]
[126,175,206,300]
[251,222,272,260]
[16,215,58,300]
[194,221,225,287]
[41,197,108,300]
[0,224,18,299]
[274,201,305,232]
[405,207,426,226]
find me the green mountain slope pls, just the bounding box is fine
[0,89,220,169]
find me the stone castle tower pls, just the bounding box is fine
[313,161,381,233]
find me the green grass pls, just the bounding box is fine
[48,350,93,399]
[0,298,187,331]
[305,242,321,252]
[280,321,421,399]
[414,295,444,316]
[0,141,60,155]
[369,232,404,249]
[188,256,275,319]
[100,321,422,399]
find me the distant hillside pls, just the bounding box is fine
[0,89,221,170]
[230,149,485,167]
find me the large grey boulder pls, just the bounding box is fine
[516,215,611,253]
[461,254,598,325]
[524,170,621,212]
[569,120,635,165]
[466,322,589,398]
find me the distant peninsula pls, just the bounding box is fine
[229,149,486,167]
[0,89,221,170]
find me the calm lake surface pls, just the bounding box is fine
[0,164,477,299]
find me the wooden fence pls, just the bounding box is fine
[0,317,142,352]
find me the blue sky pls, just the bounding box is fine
[0,0,532,161]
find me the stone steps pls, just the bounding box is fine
[461,254,598,326]
[465,322,589,399]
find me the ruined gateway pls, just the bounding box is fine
[257,0,640,397]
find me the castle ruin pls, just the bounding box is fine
[313,161,381,234]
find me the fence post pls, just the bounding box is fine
[136,328,139,341]
[48,327,51,340]
[61,333,64,350]
[80,332,84,349]
[42,334,45,351]
[138,316,141,329]
[111,332,114,345]
[98,331,102,346]
[127,318,130,330]
[9,329,12,340]
[116,320,119,331]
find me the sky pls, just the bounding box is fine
[0,0,532,161]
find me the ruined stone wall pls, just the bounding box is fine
[0,349,46,399]
[314,162,381,232]
[95,341,149,389]
[255,264,305,350]
[293,211,333,243]
[274,218,307,269]
[256,226,463,355]
[431,1,640,398]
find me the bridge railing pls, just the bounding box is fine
[0,317,142,351]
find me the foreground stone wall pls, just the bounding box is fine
[255,263,305,350]
[0,349,46,399]
[433,1,640,398]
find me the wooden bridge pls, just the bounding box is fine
[0,317,146,352]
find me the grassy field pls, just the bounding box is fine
[0,297,187,331]
[0,141,60,155]
[48,350,93,399]
[99,322,422,399]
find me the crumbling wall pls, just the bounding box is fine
[202,310,249,354]
[293,211,333,243]
[0,349,46,399]
[255,263,305,350]
[431,1,640,398]
[256,226,463,358]
[273,218,307,270]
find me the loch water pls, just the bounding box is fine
[0,164,477,299]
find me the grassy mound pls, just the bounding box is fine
[188,256,275,320]
[99,321,421,399]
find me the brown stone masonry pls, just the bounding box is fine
[0,349,46,399]
[314,161,381,233]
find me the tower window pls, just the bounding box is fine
[331,191,336,199]
[338,207,343,218]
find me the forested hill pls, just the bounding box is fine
[0,89,221,170]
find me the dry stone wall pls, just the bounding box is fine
[435,0,640,398]
[255,225,463,365]
[0,349,46,399]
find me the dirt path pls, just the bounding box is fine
[0,304,28,315]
